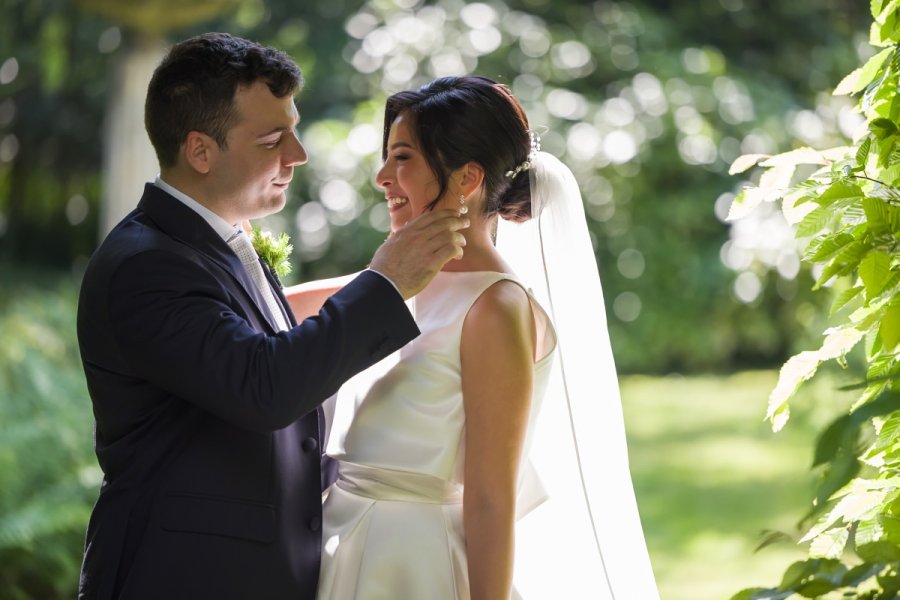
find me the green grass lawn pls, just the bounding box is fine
[622,369,857,600]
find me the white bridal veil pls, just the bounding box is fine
[497,151,660,599]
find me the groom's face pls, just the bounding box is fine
[208,80,308,223]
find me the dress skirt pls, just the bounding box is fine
[316,462,469,600]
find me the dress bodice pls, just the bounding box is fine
[325,270,556,486]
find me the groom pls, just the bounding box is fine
[76,33,467,599]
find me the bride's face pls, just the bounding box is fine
[376,112,448,232]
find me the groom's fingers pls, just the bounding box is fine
[413,209,469,258]
[369,209,470,299]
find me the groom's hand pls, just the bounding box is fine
[369,209,469,300]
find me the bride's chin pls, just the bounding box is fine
[389,208,412,230]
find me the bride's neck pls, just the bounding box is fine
[441,216,508,273]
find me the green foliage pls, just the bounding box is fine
[730,2,900,597]
[0,268,97,599]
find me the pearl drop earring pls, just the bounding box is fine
[458,193,468,215]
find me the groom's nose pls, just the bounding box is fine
[284,131,308,167]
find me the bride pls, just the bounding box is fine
[286,76,659,599]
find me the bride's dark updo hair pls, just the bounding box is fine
[382,76,533,222]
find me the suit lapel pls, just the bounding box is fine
[136,183,284,333]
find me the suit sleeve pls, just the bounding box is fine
[106,249,418,433]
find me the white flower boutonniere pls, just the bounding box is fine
[249,226,293,279]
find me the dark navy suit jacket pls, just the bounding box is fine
[76,183,418,599]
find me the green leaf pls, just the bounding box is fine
[834,47,894,96]
[805,232,856,262]
[830,285,864,316]
[767,328,866,430]
[863,196,900,233]
[813,414,855,467]
[867,411,900,457]
[874,162,900,186]
[796,205,834,238]
[871,0,900,45]
[872,117,900,140]
[878,563,900,593]
[857,539,900,563]
[779,560,819,589]
[813,453,861,512]
[841,562,882,586]
[782,189,819,225]
[814,241,870,290]
[817,180,865,206]
[857,135,874,166]
[860,250,894,300]
[809,527,849,559]
[882,302,900,350]
[754,530,796,552]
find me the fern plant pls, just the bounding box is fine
[0,269,97,599]
[728,2,900,598]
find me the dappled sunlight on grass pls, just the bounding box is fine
[622,369,856,600]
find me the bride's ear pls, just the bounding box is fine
[456,161,485,199]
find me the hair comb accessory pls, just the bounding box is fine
[505,130,542,179]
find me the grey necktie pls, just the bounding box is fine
[227,231,289,332]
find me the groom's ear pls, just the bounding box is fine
[183,131,217,175]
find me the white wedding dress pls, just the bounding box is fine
[317,270,556,600]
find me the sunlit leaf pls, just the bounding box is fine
[804,233,856,262]
[809,527,850,559]
[758,148,827,170]
[814,241,869,289]
[796,205,834,238]
[830,285,864,316]
[863,196,900,232]
[882,302,900,350]
[782,189,818,225]
[834,47,893,96]
[768,351,820,430]
[729,153,769,175]
[768,328,866,430]
[727,186,767,221]
[859,250,893,300]
[817,181,864,207]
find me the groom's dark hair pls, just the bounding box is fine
[145,32,303,168]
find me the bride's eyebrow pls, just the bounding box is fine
[389,141,415,151]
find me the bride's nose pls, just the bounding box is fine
[375,161,393,190]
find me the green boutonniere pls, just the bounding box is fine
[250,226,293,278]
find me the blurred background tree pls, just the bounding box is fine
[0,0,874,598]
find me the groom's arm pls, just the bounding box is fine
[107,249,418,433]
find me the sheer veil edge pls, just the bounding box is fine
[497,151,660,599]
